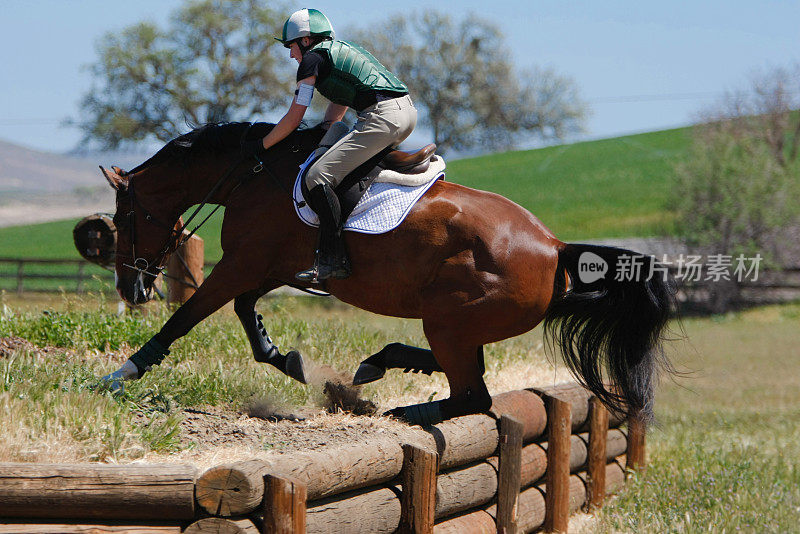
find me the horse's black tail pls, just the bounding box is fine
[543,243,676,424]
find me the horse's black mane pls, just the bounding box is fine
[128,121,320,175]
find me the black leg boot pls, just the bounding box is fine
[296,184,351,283]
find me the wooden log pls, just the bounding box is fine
[0,523,180,534]
[626,415,647,472]
[263,474,306,534]
[400,444,438,534]
[540,434,587,474]
[166,233,204,305]
[183,518,259,534]
[586,397,609,509]
[496,415,524,534]
[196,436,403,516]
[196,459,270,517]
[531,383,590,431]
[606,428,627,459]
[605,461,625,495]
[306,486,401,534]
[487,484,546,534]
[275,435,404,500]
[435,461,498,519]
[489,390,547,442]
[433,510,496,534]
[568,474,587,513]
[0,463,196,521]
[532,383,627,430]
[428,414,500,471]
[542,394,571,533]
[576,428,627,463]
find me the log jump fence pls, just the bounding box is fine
[0,382,645,533]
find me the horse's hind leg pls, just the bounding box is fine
[234,286,306,384]
[391,325,491,425]
[352,343,443,385]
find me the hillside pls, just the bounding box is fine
[0,126,690,260]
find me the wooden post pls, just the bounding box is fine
[496,415,524,534]
[166,234,204,306]
[542,394,571,533]
[16,260,23,295]
[399,444,437,534]
[626,415,647,473]
[263,474,307,534]
[586,397,609,509]
[76,262,86,294]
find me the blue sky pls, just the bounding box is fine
[0,0,798,153]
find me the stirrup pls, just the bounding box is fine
[295,254,351,283]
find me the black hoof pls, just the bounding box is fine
[383,406,407,420]
[353,363,386,386]
[284,350,307,384]
[383,402,443,426]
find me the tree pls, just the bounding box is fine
[350,12,586,154]
[672,65,800,311]
[77,0,289,148]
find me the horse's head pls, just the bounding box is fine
[101,165,183,306]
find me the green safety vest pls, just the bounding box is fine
[310,40,408,109]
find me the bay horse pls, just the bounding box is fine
[101,122,674,425]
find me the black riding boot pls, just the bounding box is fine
[295,183,351,283]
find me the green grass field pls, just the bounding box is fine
[0,125,690,264]
[1,294,798,530]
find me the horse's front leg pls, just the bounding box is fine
[234,287,306,383]
[101,259,266,390]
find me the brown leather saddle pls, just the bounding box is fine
[379,143,437,174]
[301,142,438,221]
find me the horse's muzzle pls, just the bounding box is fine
[117,271,154,306]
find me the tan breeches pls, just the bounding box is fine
[305,95,417,189]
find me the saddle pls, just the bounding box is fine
[379,143,437,174]
[302,122,437,221]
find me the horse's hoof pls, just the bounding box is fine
[383,406,407,420]
[284,350,307,384]
[383,402,443,426]
[353,363,385,386]
[96,374,125,396]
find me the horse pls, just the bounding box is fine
[100,121,675,426]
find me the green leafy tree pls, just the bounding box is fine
[350,12,586,154]
[77,0,288,148]
[673,66,800,311]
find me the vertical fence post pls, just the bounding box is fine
[263,474,307,534]
[626,414,647,474]
[497,415,524,534]
[167,234,204,306]
[586,397,609,509]
[16,260,24,295]
[400,444,438,534]
[543,394,571,533]
[76,262,86,294]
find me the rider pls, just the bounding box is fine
[244,8,417,283]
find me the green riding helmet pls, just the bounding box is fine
[276,8,335,46]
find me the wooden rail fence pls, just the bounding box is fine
[0,382,644,533]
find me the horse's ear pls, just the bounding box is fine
[100,165,128,191]
[111,166,128,177]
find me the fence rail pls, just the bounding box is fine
[0,382,642,533]
[0,257,218,296]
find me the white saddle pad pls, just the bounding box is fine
[293,154,445,234]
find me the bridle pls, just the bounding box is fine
[114,122,326,294]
